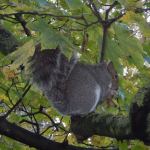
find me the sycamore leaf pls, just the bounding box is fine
[1,40,35,70]
[113,23,144,68]
[105,34,124,73]
[143,40,150,55]
[118,141,128,150]
[29,19,75,51]
[81,26,103,63]
[65,0,82,10]
[121,11,150,37]
[118,0,143,10]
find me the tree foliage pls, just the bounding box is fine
[0,0,150,150]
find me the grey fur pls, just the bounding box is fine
[30,47,118,115]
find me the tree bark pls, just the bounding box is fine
[0,117,98,150]
[71,113,134,141]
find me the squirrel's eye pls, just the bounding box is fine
[114,75,118,79]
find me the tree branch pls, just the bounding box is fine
[0,11,83,20]
[135,8,150,13]
[86,0,103,23]
[71,113,134,141]
[100,9,125,62]
[15,14,32,36]
[100,26,107,62]
[0,117,100,150]
[108,12,126,25]
[3,84,31,118]
[105,1,118,20]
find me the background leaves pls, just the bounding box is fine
[0,0,150,149]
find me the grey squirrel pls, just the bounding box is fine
[29,45,118,115]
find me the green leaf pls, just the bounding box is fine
[1,40,34,70]
[80,26,103,63]
[29,19,75,52]
[113,23,144,68]
[143,40,150,55]
[9,112,22,123]
[105,35,124,73]
[131,141,146,150]
[118,141,128,150]
[118,0,143,10]
[121,11,150,37]
[65,0,82,10]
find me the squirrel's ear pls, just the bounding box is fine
[107,61,116,75]
[56,45,61,51]
[107,61,118,79]
[107,61,113,69]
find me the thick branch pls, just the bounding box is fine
[130,85,150,145]
[0,118,99,150]
[100,26,107,62]
[71,113,134,141]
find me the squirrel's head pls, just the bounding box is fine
[107,61,119,91]
[106,61,119,101]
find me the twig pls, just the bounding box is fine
[0,16,18,23]
[0,11,83,20]
[3,84,31,118]
[81,30,88,52]
[105,1,118,20]
[15,14,31,36]
[87,0,103,23]
[135,8,150,13]
[40,125,53,135]
[32,113,40,134]
[109,12,126,24]
[21,103,39,133]
[40,111,59,131]
[20,119,38,126]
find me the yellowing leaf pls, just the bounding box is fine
[118,0,143,10]
[1,67,17,80]
[1,40,35,70]
[0,94,8,101]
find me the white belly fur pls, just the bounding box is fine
[90,84,101,112]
